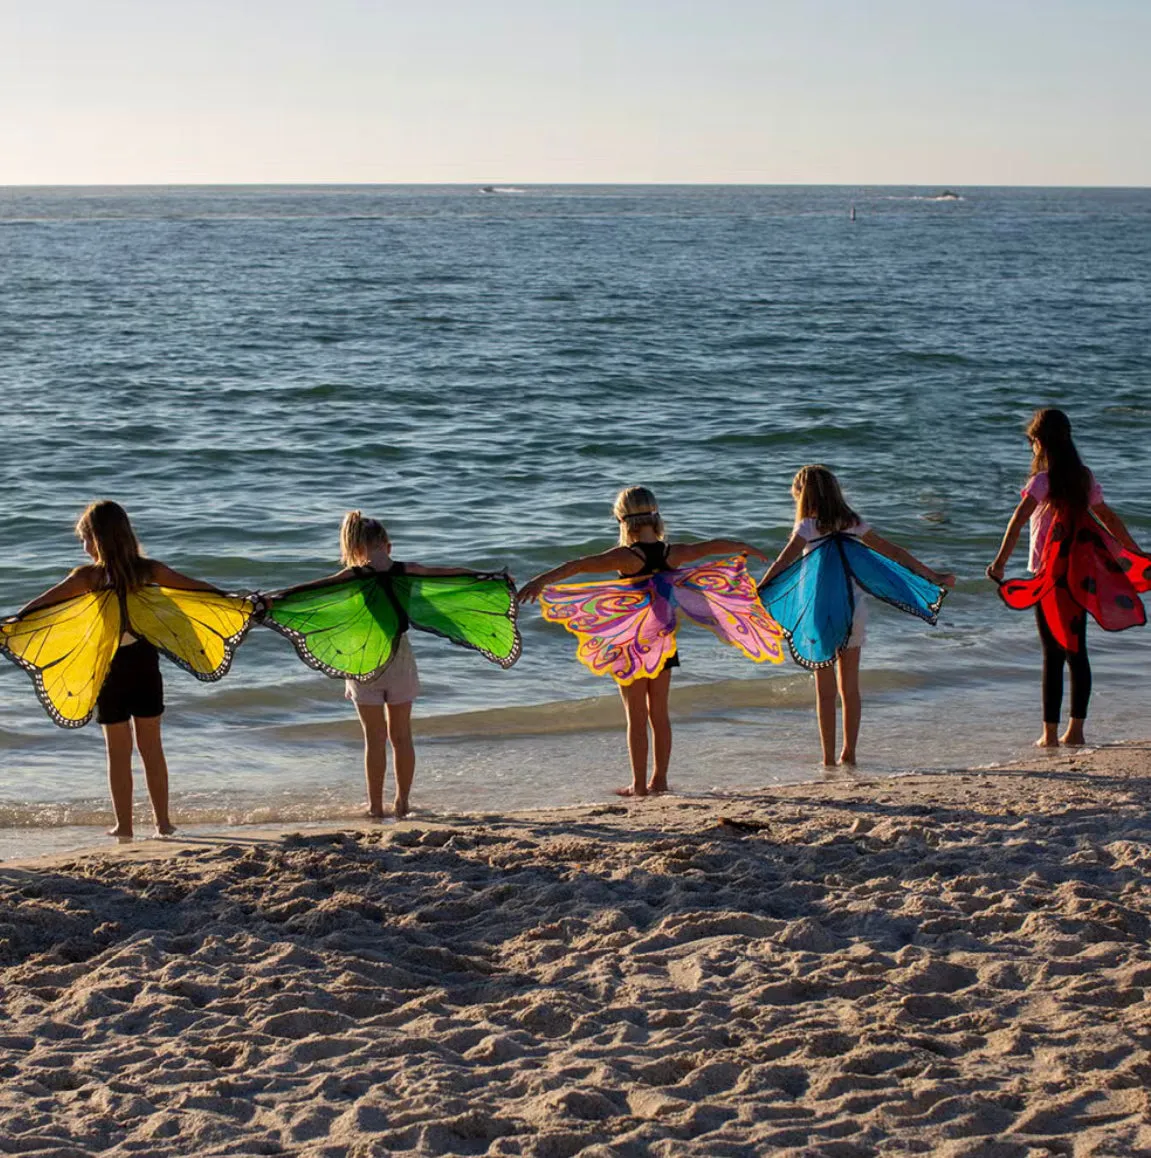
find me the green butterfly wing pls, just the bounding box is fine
[262,572,404,681]
[394,571,521,668]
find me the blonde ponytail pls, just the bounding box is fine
[340,510,388,566]
[612,486,665,546]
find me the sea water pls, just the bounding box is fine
[1,185,1148,856]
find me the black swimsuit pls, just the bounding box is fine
[620,543,681,673]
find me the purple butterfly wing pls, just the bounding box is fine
[539,576,677,684]
[670,556,785,664]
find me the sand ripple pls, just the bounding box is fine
[2,746,1151,1155]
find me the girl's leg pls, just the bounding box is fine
[355,704,389,817]
[133,716,174,835]
[385,701,415,818]
[646,670,673,793]
[103,722,135,836]
[815,666,838,767]
[836,647,862,765]
[1035,607,1064,747]
[617,680,651,796]
[1062,619,1091,746]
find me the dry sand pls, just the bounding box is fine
[2,744,1151,1157]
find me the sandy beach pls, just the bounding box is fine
[2,744,1150,1157]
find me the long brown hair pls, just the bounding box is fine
[75,501,151,594]
[340,510,389,566]
[1026,408,1091,509]
[792,465,860,534]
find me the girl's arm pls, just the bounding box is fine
[668,538,771,568]
[986,497,1036,581]
[264,566,359,602]
[15,566,99,615]
[149,561,230,595]
[1091,502,1143,555]
[861,530,956,587]
[516,547,639,603]
[405,562,491,578]
[758,533,805,588]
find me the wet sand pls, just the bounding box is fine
[2,743,1150,1156]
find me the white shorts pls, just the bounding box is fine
[846,591,868,650]
[345,636,421,706]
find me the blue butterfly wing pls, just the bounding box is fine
[840,537,947,624]
[758,538,855,668]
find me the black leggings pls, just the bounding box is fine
[1036,607,1091,724]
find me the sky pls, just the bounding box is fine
[1,0,1148,186]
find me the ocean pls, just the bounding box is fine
[1,184,1148,857]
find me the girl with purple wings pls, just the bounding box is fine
[517,486,782,798]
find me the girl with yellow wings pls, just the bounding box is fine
[0,501,257,838]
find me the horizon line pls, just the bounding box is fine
[1,181,1149,191]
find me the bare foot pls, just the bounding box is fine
[107,825,133,838]
[1035,736,1060,749]
[647,779,669,795]
[393,798,410,820]
[839,751,857,766]
[366,809,386,820]
[614,786,647,798]
[1060,721,1086,746]
[153,823,177,837]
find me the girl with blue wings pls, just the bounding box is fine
[759,466,955,768]
[1,501,257,838]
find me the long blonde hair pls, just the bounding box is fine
[791,465,860,534]
[340,510,389,566]
[613,486,665,546]
[75,501,151,594]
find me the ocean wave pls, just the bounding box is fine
[254,670,926,745]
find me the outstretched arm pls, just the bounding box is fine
[1092,502,1143,555]
[758,534,805,588]
[862,531,956,587]
[986,497,1036,581]
[15,566,99,615]
[405,562,491,578]
[516,547,638,603]
[149,560,230,595]
[668,538,771,568]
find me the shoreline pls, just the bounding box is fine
[3,742,1150,1153]
[0,739,1138,871]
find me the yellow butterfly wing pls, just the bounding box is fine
[127,586,256,680]
[0,591,120,728]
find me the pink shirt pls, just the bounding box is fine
[1022,470,1103,572]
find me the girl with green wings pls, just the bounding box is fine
[261,511,521,819]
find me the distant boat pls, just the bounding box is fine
[479,186,496,194]
[933,190,961,201]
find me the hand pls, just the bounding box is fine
[985,563,1004,583]
[937,572,957,589]
[516,580,544,604]
[747,545,772,564]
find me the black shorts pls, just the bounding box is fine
[96,640,165,726]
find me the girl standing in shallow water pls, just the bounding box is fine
[987,408,1145,748]
[13,502,226,838]
[302,511,500,819]
[517,486,770,797]
[760,466,955,768]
